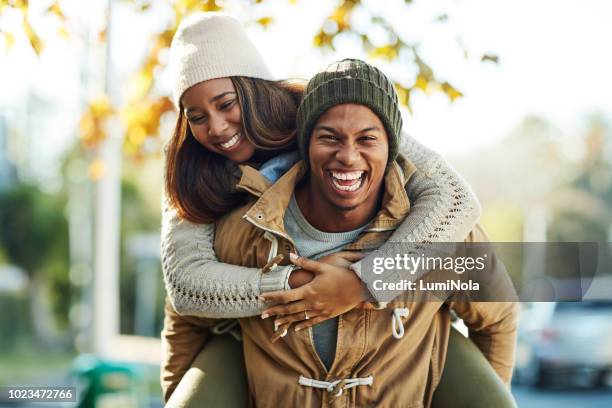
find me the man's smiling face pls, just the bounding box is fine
[308,103,389,214]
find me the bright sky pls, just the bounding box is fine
[1,0,611,181]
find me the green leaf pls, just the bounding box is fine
[434,13,448,23]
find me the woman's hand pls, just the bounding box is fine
[260,252,368,342]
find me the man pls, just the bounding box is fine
[206,59,519,407]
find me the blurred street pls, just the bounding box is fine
[513,386,612,407]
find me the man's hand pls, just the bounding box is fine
[260,252,367,342]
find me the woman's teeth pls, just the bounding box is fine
[219,133,241,149]
[330,171,365,192]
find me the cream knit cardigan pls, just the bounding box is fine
[161,134,481,318]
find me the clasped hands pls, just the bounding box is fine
[259,251,374,343]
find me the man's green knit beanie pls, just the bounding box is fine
[296,58,403,164]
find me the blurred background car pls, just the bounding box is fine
[515,301,612,388]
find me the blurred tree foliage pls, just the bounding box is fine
[0,184,68,278]
[548,117,612,242]
[119,178,164,335]
[0,184,71,332]
[0,0,497,158]
[60,143,164,336]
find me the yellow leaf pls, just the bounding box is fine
[257,17,273,28]
[119,96,173,155]
[313,30,334,49]
[129,68,154,98]
[22,16,43,55]
[201,0,221,12]
[88,158,106,181]
[394,83,412,113]
[128,125,147,146]
[159,29,175,48]
[178,0,200,11]
[5,0,28,11]
[329,5,351,32]
[79,95,114,149]
[414,74,428,91]
[369,44,399,61]
[98,28,106,43]
[90,96,114,117]
[441,82,463,102]
[3,31,15,50]
[47,1,65,20]
[414,53,433,81]
[57,26,69,39]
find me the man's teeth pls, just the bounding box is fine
[331,171,364,180]
[330,171,365,191]
[219,133,241,149]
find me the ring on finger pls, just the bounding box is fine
[304,311,310,320]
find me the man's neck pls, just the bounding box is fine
[294,180,382,233]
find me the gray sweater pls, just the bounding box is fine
[161,134,481,318]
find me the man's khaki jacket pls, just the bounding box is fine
[162,156,519,407]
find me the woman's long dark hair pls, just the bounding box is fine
[165,77,305,224]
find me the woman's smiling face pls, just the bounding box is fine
[181,78,256,163]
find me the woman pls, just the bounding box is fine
[161,12,515,407]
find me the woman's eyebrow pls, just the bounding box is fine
[209,91,236,103]
[184,91,237,114]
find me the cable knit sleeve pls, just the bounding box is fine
[351,132,482,296]
[161,197,292,318]
[393,132,481,242]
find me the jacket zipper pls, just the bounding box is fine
[242,214,299,250]
[243,213,331,379]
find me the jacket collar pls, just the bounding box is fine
[236,155,417,245]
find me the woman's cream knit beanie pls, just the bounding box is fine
[169,12,275,109]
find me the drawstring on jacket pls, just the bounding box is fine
[298,375,374,397]
[391,308,409,339]
[297,308,408,400]
[212,319,242,341]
